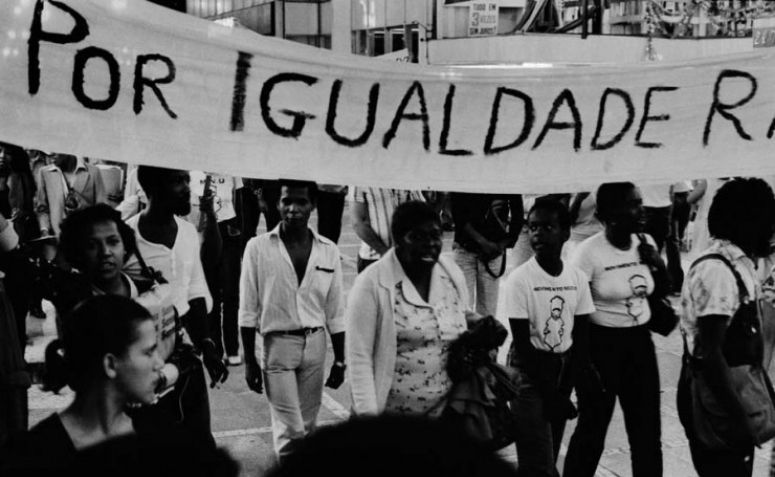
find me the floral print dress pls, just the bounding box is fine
[384,271,468,417]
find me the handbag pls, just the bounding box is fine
[430,316,520,450]
[636,234,678,336]
[684,254,775,449]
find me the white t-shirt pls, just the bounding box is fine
[638,183,672,208]
[502,257,595,353]
[124,215,212,317]
[571,232,655,328]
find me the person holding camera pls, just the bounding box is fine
[450,193,523,316]
[122,166,228,446]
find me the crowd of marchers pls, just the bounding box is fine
[0,143,773,477]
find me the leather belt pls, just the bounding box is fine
[274,327,323,337]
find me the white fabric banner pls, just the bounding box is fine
[1,1,775,193]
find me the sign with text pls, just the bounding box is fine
[0,1,775,193]
[469,2,499,36]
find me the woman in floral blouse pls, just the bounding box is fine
[346,201,477,416]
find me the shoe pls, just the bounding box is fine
[227,355,243,366]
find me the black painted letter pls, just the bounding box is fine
[703,70,757,146]
[134,54,177,119]
[230,51,253,131]
[260,73,319,139]
[72,47,120,111]
[29,0,90,95]
[635,86,678,149]
[591,88,635,151]
[484,87,535,155]
[326,80,380,147]
[439,84,473,156]
[532,89,582,151]
[382,81,431,151]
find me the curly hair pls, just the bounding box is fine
[708,178,775,255]
[59,204,137,270]
[595,182,637,223]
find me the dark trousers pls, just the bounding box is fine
[644,206,683,292]
[207,220,243,358]
[676,364,754,477]
[132,358,215,448]
[511,350,570,477]
[316,191,346,244]
[564,325,662,477]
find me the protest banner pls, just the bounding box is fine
[0,0,774,193]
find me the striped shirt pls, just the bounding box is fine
[352,187,424,260]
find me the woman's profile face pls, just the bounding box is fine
[397,220,443,267]
[113,319,163,405]
[82,220,126,283]
[607,186,645,234]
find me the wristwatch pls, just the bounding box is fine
[333,361,346,369]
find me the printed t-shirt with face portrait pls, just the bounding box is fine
[502,257,595,353]
[570,231,655,327]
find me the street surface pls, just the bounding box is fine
[25,204,773,476]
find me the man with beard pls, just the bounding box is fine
[123,166,228,446]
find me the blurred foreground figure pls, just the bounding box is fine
[266,414,517,477]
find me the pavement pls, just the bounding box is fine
[23,205,774,477]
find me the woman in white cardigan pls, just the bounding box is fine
[346,201,478,416]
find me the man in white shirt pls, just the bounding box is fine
[123,166,228,445]
[239,180,345,460]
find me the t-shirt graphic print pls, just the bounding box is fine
[502,257,595,353]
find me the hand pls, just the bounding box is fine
[245,360,263,394]
[637,241,662,269]
[201,339,228,388]
[325,363,345,389]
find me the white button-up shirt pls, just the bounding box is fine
[238,226,345,335]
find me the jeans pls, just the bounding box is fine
[316,191,346,244]
[676,363,754,477]
[453,244,502,317]
[208,220,243,357]
[564,324,662,477]
[262,329,327,459]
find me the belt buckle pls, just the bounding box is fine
[304,327,316,336]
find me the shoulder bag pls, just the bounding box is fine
[685,253,775,449]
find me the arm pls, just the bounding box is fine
[503,194,524,249]
[238,240,263,393]
[687,179,707,206]
[34,170,51,235]
[569,192,590,225]
[92,166,107,205]
[351,200,389,256]
[324,248,346,388]
[345,274,381,415]
[451,193,502,259]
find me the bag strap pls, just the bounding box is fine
[689,253,748,302]
[683,253,751,365]
[484,251,507,279]
[132,245,159,284]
